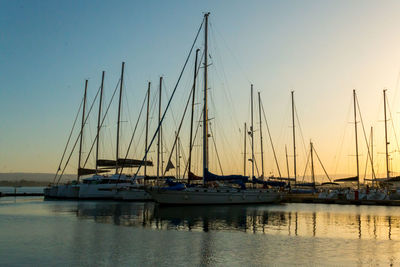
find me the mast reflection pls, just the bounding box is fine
[68,202,400,240]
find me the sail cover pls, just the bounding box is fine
[188,172,202,181]
[334,176,358,182]
[295,182,316,187]
[252,177,286,187]
[269,176,296,182]
[381,176,400,182]
[97,159,153,168]
[320,182,340,186]
[204,169,248,182]
[78,168,108,176]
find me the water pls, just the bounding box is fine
[0,186,44,194]
[1,197,400,266]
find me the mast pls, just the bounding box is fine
[116,62,125,173]
[291,91,297,185]
[371,126,374,186]
[310,141,315,190]
[176,131,178,178]
[251,84,255,180]
[203,12,210,184]
[243,123,247,176]
[188,48,200,180]
[258,91,264,179]
[383,89,390,179]
[157,77,162,179]
[95,72,105,174]
[285,145,290,185]
[144,82,151,178]
[353,89,360,190]
[177,133,181,179]
[78,80,88,181]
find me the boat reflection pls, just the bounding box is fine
[67,202,400,240]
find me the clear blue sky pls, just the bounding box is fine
[2,0,400,180]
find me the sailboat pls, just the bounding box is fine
[112,79,160,201]
[146,13,282,205]
[77,63,152,200]
[45,64,152,200]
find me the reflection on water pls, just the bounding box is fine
[62,201,400,241]
[2,198,400,265]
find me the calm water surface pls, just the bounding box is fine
[0,186,44,194]
[1,196,400,266]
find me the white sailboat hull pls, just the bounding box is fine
[57,184,80,198]
[147,187,282,205]
[44,186,58,198]
[78,183,131,199]
[44,184,79,199]
[114,187,152,201]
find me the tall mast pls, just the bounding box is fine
[243,123,247,176]
[116,62,125,173]
[78,80,88,181]
[188,48,200,180]
[258,91,264,179]
[144,82,151,178]
[285,145,290,185]
[177,132,181,179]
[157,77,162,179]
[310,141,315,190]
[353,89,360,190]
[203,12,210,184]
[95,72,105,174]
[383,89,390,179]
[179,135,181,178]
[371,126,374,186]
[291,91,297,185]
[251,84,255,180]
[176,131,178,178]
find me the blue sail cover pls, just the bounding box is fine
[162,178,186,191]
[204,169,249,183]
[252,177,286,187]
[296,182,316,187]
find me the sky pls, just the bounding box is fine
[2,0,400,182]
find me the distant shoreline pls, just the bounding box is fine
[0,180,50,187]
[0,173,75,184]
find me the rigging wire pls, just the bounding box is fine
[56,80,113,184]
[294,102,308,162]
[82,80,121,168]
[362,131,371,181]
[210,21,252,84]
[312,144,331,182]
[332,95,352,176]
[355,95,376,180]
[260,98,282,177]
[209,23,242,131]
[301,149,310,183]
[161,71,198,177]
[209,123,224,175]
[182,111,203,178]
[117,88,148,178]
[386,98,400,154]
[53,97,83,184]
[132,17,204,179]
